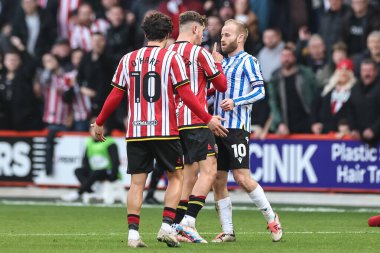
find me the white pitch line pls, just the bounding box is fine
[1,231,380,237]
[1,200,379,213]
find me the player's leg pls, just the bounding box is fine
[127,173,148,247]
[144,164,164,204]
[230,129,282,242]
[173,162,198,225]
[126,141,152,248]
[153,140,183,247]
[211,136,236,243]
[232,169,282,241]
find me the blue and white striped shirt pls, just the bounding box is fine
[214,51,265,132]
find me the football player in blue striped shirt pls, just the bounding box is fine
[212,19,283,243]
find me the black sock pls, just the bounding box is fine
[174,200,188,224]
[186,195,206,219]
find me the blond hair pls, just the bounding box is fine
[224,19,248,42]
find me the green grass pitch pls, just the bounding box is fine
[1,202,379,253]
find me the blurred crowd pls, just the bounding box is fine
[0,0,380,144]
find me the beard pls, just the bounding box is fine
[222,40,238,55]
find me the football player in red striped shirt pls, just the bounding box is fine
[91,11,228,248]
[167,11,227,243]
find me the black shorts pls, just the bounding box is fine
[180,128,216,164]
[215,129,250,171]
[126,140,183,174]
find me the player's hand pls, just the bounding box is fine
[208,115,228,137]
[91,122,106,142]
[220,99,234,111]
[212,42,223,63]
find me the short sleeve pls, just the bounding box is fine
[111,55,128,91]
[170,53,190,89]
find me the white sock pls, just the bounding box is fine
[216,197,234,234]
[161,222,172,232]
[128,229,140,240]
[181,215,196,228]
[248,184,275,223]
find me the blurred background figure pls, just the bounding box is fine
[201,15,223,52]
[268,44,317,135]
[353,30,380,76]
[316,41,348,87]
[348,59,380,145]
[62,122,120,202]
[311,59,356,136]
[258,28,284,82]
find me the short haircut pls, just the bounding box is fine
[224,19,248,41]
[141,11,173,41]
[361,58,377,67]
[308,34,324,46]
[264,27,282,37]
[282,42,296,56]
[332,41,347,52]
[179,11,207,27]
[368,30,380,41]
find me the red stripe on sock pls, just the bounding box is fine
[128,216,140,225]
[163,209,176,220]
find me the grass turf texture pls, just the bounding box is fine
[1,203,379,253]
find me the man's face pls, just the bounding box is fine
[360,63,378,85]
[220,23,239,55]
[308,38,325,60]
[4,53,21,72]
[351,0,368,15]
[263,30,280,49]
[280,50,296,69]
[207,17,222,38]
[107,7,124,27]
[22,0,38,14]
[368,36,380,57]
[194,24,205,46]
[78,5,93,25]
[329,0,343,11]
[91,34,106,53]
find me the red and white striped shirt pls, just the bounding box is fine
[168,42,220,129]
[58,0,81,39]
[64,71,91,121]
[70,19,109,52]
[112,46,190,141]
[42,71,71,125]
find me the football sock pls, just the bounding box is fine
[127,214,140,240]
[184,195,206,226]
[162,207,176,226]
[248,184,275,223]
[174,200,188,224]
[216,197,234,234]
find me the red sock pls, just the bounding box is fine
[368,215,380,227]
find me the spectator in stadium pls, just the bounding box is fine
[158,0,204,40]
[51,38,72,72]
[234,0,261,54]
[11,0,56,60]
[296,34,327,75]
[64,48,91,132]
[257,28,284,82]
[353,30,380,77]
[268,44,318,134]
[35,53,72,174]
[105,5,133,69]
[70,3,110,52]
[0,49,40,130]
[77,32,113,118]
[218,0,235,23]
[348,59,380,145]
[318,0,350,54]
[342,0,380,56]
[316,41,348,87]
[311,59,356,136]
[61,121,120,202]
[0,23,13,54]
[201,15,223,52]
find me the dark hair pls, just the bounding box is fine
[282,42,296,56]
[361,58,377,67]
[179,11,207,26]
[141,11,173,41]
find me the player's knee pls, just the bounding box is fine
[234,173,248,189]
